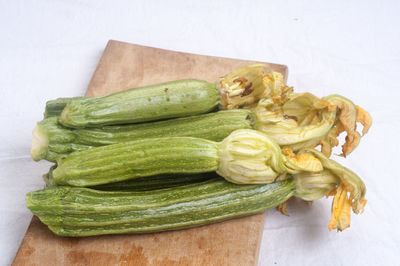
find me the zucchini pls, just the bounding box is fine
[58,64,282,128]
[60,79,220,128]
[26,178,296,236]
[52,129,317,187]
[31,110,254,162]
[53,137,220,187]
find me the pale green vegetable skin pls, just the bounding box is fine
[26,178,296,236]
[32,110,254,162]
[59,79,220,128]
[53,137,220,187]
[52,129,311,187]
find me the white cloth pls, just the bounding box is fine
[1,0,399,265]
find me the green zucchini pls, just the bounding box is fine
[53,137,220,187]
[58,64,281,128]
[31,110,254,162]
[60,79,220,128]
[52,129,316,187]
[26,178,295,236]
[44,97,85,118]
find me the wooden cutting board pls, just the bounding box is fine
[13,40,288,266]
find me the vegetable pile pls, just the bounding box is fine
[27,64,372,236]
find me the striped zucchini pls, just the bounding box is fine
[53,137,220,186]
[60,79,220,128]
[31,110,254,162]
[52,129,316,187]
[26,178,296,236]
[59,64,281,128]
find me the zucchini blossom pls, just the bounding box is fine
[254,91,372,157]
[294,148,367,231]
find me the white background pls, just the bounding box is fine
[1,0,399,265]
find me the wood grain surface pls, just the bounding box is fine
[13,40,288,266]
